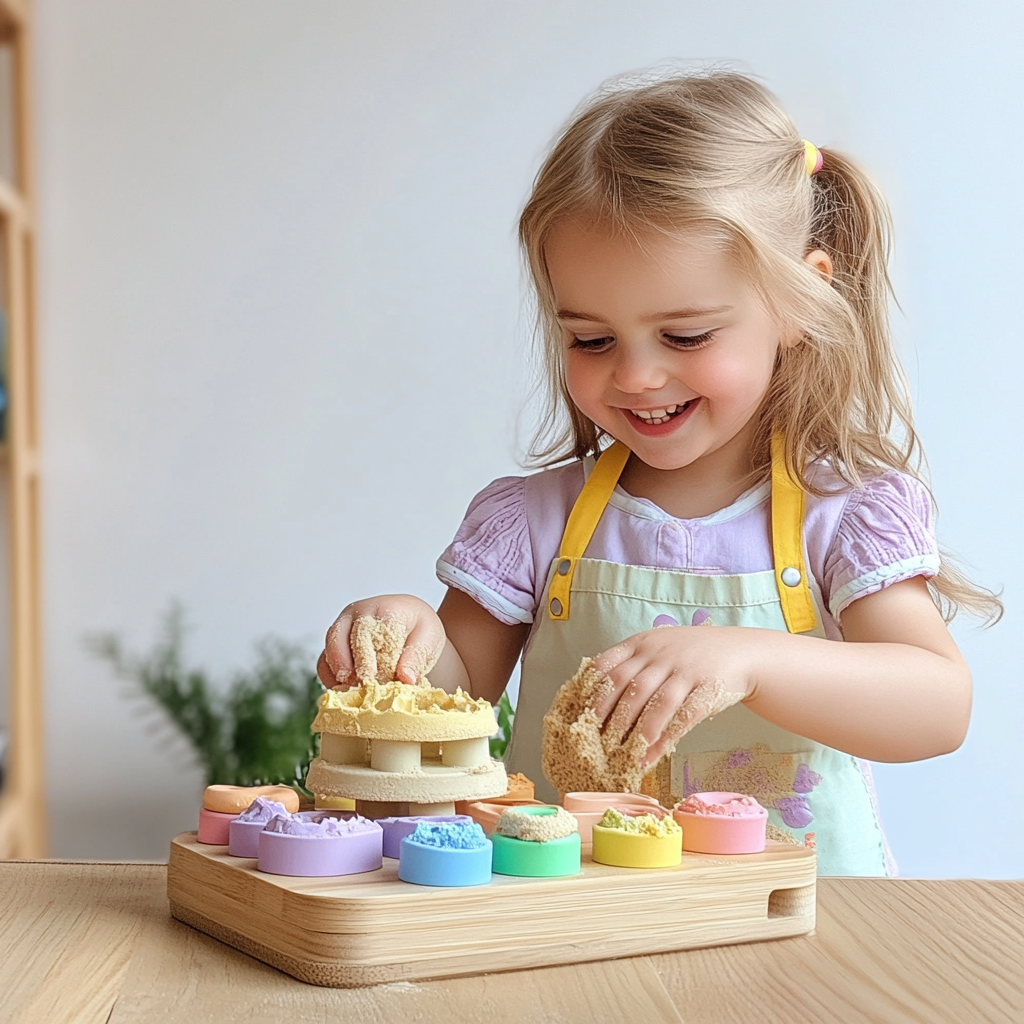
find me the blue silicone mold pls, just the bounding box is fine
[398,836,493,887]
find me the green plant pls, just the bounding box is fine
[489,690,515,760]
[88,605,323,792]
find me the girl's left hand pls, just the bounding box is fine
[589,625,759,767]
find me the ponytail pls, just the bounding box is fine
[809,150,918,477]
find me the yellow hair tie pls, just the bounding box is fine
[803,139,823,176]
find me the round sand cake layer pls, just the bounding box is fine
[312,680,498,742]
[305,757,508,804]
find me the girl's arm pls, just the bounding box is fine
[591,576,971,765]
[436,588,531,703]
[743,577,971,761]
[318,588,528,704]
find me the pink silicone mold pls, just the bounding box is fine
[673,791,768,854]
[197,807,235,845]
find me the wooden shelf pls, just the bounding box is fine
[0,176,26,222]
[0,2,25,36]
[0,0,43,859]
[0,789,20,858]
[7,442,37,477]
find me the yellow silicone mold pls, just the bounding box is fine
[591,811,683,868]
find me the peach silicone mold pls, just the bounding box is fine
[460,797,547,835]
[561,792,667,849]
[203,784,300,815]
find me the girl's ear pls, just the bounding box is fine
[804,248,833,282]
[778,250,832,350]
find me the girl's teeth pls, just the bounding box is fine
[632,403,681,424]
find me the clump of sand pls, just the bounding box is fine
[325,614,443,688]
[351,615,414,684]
[495,806,578,842]
[541,656,744,796]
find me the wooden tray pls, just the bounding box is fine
[167,831,816,988]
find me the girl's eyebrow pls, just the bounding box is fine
[556,306,733,322]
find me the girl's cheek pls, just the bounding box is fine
[685,351,738,397]
[695,348,771,400]
[564,357,602,403]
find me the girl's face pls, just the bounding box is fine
[547,220,788,475]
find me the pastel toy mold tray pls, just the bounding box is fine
[167,830,816,988]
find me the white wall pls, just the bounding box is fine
[31,0,1022,874]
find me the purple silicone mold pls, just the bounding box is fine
[256,812,384,876]
[378,815,474,859]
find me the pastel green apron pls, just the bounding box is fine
[505,438,890,876]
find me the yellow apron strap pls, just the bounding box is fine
[771,434,817,633]
[548,435,815,631]
[547,441,631,620]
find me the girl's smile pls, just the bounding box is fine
[546,220,789,512]
[623,397,699,434]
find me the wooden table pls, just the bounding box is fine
[2,861,1022,1024]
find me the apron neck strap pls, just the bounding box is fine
[770,434,817,633]
[546,435,818,634]
[547,441,630,620]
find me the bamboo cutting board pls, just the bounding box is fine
[167,831,816,988]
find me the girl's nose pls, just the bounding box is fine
[610,342,670,395]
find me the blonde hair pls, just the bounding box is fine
[518,69,999,623]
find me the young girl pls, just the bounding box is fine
[318,70,998,875]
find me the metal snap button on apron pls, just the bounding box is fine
[557,559,572,575]
[549,598,563,616]
[781,567,802,587]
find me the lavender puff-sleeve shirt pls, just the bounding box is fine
[437,457,940,646]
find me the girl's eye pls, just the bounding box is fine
[568,330,715,351]
[664,331,714,349]
[569,335,613,350]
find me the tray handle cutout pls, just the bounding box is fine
[767,884,816,919]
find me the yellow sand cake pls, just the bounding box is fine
[312,679,498,743]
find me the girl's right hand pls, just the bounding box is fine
[316,594,446,689]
